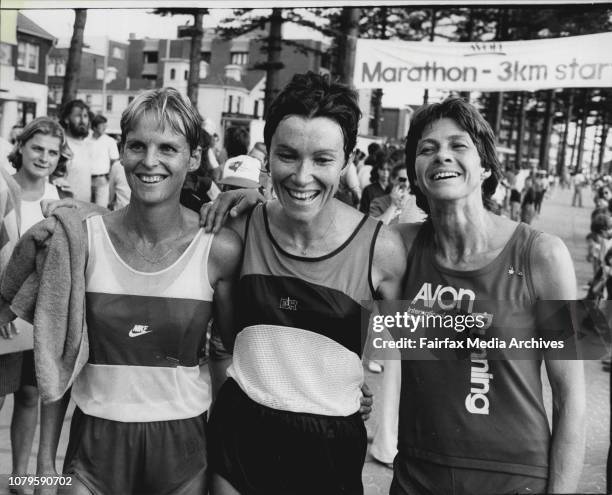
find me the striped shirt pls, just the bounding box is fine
[72,215,214,422]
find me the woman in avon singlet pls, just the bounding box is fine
[391,98,585,495]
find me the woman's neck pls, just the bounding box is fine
[14,170,46,200]
[270,200,340,253]
[122,200,185,244]
[429,197,493,264]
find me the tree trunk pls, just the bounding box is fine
[423,8,437,105]
[598,117,609,174]
[371,7,388,136]
[590,121,599,174]
[538,90,555,172]
[526,115,537,168]
[61,9,87,107]
[187,11,204,106]
[575,89,590,172]
[264,9,283,116]
[515,92,527,169]
[557,90,574,177]
[570,114,580,171]
[338,7,360,86]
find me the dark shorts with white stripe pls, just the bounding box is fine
[63,407,208,495]
[208,378,367,495]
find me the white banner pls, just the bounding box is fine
[354,33,612,91]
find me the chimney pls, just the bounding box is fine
[224,64,242,82]
[129,33,136,40]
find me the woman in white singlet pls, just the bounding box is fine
[1,117,70,489]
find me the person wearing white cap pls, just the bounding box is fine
[219,154,262,191]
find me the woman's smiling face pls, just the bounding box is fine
[414,117,486,205]
[269,115,346,223]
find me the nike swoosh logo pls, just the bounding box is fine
[128,326,153,337]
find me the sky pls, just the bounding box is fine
[20,8,328,44]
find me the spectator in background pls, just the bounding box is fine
[520,176,537,225]
[60,99,94,202]
[357,143,380,190]
[89,114,119,208]
[572,170,586,207]
[369,164,426,225]
[360,150,391,213]
[533,172,547,214]
[9,125,23,145]
[248,142,275,200]
[181,129,218,212]
[224,126,249,160]
[108,160,130,211]
[336,153,361,208]
[212,132,227,166]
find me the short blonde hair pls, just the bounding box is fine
[120,87,202,151]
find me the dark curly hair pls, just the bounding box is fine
[404,97,501,215]
[263,71,361,162]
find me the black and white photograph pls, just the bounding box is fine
[0,0,610,493]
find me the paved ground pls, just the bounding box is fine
[0,186,609,494]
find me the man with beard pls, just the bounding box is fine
[60,100,94,202]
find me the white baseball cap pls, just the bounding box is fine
[219,155,261,189]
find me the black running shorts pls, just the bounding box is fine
[63,407,208,495]
[208,378,367,495]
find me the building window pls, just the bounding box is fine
[201,52,211,63]
[254,100,259,118]
[50,87,62,104]
[184,70,188,80]
[17,101,36,125]
[52,59,66,76]
[143,51,158,64]
[85,94,92,105]
[236,97,242,114]
[0,43,13,65]
[96,68,105,80]
[106,95,113,112]
[112,46,125,59]
[227,95,234,113]
[230,52,248,65]
[199,61,208,79]
[170,68,176,80]
[17,42,39,73]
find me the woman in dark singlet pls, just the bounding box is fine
[392,98,585,495]
[205,72,406,495]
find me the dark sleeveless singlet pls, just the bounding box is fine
[227,203,383,416]
[399,221,552,478]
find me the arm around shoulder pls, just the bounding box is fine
[209,227,243,351]
[372,225,407,300]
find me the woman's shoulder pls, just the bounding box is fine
[392,221,425,252]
